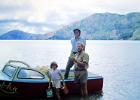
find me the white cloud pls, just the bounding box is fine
[0,21,53,34]
[95,0,140,14]
[0,0,140,34]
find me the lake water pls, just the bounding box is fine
[0,40,140,100]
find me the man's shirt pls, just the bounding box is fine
[71,37,86,52]
[74,51,89,70]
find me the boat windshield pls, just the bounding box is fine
[8,61,30,68]
[3,65,16,77]
[17,68,44,79]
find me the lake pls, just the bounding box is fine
[0,40,140,100]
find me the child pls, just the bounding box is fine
[48,61,65,100]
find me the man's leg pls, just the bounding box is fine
[80,83,88,97]
[83,82,88,96]
[80,70,88,96]
[80,84,84,96]
[64,58,74,79]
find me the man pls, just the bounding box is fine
[64,29,86,79]
[73,43,89,97]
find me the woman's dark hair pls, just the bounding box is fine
[50,61,58,68]
[73,29,81,33]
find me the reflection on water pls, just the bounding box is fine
[0,40,140,100]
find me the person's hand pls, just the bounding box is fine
[70,57,78,63]
[61,83,66,89]
[73,58,77,63]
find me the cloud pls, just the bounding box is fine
[0,0,140,35]
[0,20,54,34]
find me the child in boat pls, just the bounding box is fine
[48,61,65,100]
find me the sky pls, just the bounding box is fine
[0,0,140,35]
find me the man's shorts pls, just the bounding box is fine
[75,70,88,84]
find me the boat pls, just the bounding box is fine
[0,60,103,98]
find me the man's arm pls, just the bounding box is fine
[74,53,89,68]
[75,60,87,68]
[83,38,86,51]
[83,45,85,51]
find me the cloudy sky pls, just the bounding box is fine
[0,0,140,34]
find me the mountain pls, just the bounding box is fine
[0,12,140,40]
[50,12,140,40]
[0,30,49,40]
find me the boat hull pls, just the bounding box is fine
[0,69,103,98]
[0,77,103,98]
[0,80,48,97]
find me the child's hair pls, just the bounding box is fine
[50,61,58,68]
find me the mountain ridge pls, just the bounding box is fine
[0,12,140,40]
